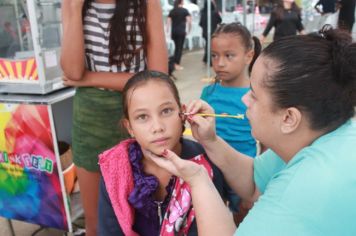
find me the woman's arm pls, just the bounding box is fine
[189,164,236,236]
[261,11,276,40]
[60,0,85,80]
[186,100,259,202]
[201,137,259,202]
[146,0,168,73]
[145,150,236,236]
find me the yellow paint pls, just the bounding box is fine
[183,128,192,136]
[200,77,215,83]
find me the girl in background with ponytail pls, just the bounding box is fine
[200,22,261,225]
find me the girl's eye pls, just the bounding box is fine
[136,114,148,121]
[162,107,173,116]
[226,54,234,59]
[211,54,217,59]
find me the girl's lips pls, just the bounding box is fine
[216,72,230,78]
[152,137,169,144]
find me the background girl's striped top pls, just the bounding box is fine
[83,2,146,74]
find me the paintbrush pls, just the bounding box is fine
[180,112,245,119]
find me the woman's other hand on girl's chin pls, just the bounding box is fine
[144,149,205,187]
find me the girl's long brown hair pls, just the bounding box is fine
[82,0,147,67]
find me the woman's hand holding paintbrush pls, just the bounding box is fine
[181,100,218,144]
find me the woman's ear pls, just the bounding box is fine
[280,107,302,134]
[122,119,135,138]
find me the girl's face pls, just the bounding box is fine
[211,33,253,86]
[242,56,282,147]
[124,80,183,156]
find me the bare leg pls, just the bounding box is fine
[76,167,100,236]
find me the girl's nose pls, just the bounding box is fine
[218,57,225,67]
[151,116,164,133]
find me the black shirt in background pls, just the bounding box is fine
[338,0,356,23]
[263,9,304,41]
[169,7,190,36]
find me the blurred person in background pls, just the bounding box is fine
[167,0,192,71]
[260,0,305,43]
[337,0,356,33]
[314,0,337,29]
[200,0,222,65]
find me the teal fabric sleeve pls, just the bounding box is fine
[253,149,286,193]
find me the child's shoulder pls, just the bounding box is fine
[99,139,134,164]
[202,83,216,91]
[201,83,218,97]
[202,83,250,94]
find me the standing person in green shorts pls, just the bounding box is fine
[60,0,168,235]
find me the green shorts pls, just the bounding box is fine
[72,87,129,172]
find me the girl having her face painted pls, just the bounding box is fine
[98,70,226,236]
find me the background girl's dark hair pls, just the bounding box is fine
[82,0,147,67]
[274,0,301,20]
[261,26,356,132]
[122,70,182,120]
[212,22,262,74]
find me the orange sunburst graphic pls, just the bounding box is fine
[0,58,38,83]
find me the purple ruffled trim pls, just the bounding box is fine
[128,142,173,219]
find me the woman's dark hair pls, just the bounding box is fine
[122,70,182,120]
[274,1,301,20]
[82,0,147,67]
[212,22,262,74]
[261,25,356,132]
